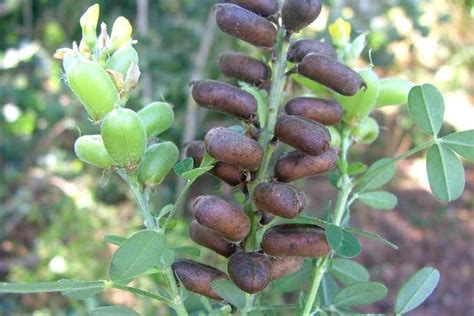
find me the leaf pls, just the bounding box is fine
[395,267,440,314]
[357,191,398,210]
[59,279,104,300]
[333,282,388,307]
[317,273,340,307]
[345,33,367,63]
[104,235,126,246]
[160,249,175,268]
[89,306,140,316]
[426,144,465,201]
[241,83,268,127]
[172,246,201,257]
[357,158,396,192]
[408,84,445,136]
[157,204,174,220]
[441,130,474,162]
[346,227,398,250]
[108,230,165,284]
[326,224,361,258]
[0,280,104,294]
[330,259,370,285]
[200,152,217,167]
[211,279,247,310]
[174,157,194,176]
[291,73,331,96]
[181,166,213,180]
[347,162,367,176]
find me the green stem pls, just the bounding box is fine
[164,267,188,316]
[162,179,194,233]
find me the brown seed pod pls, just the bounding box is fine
[260,211,275,225]
[281,0,322,32]
[223,0,279,17]
[275,114,331,156]
[284,97,344,126]
[192,80,257,120]
[172,259,229,300]
[189,220,236,258]
[262,224,330,257]
[218,51,271,86]
[253,182,306,219]
[205,127,263,171]
[193,195,250,242]
[274,148,338,183]
[215,4,277,48]
[269,256,304,280]
[228,252,272,293]
[287,39,338,62]
[298,53,365,96]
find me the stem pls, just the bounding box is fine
[162,179,194,233]
[164,267,188,316]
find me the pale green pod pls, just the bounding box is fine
[353,116,380,144]
[138,142,179,186]
[376,78,415,107]
[74,135,113,169]
[137,102,174,138]
[106,45,139,77]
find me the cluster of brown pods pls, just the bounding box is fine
[172,0,364,300]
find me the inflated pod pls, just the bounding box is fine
[376,78,415,107]
[137,102,174,138]
[282,0,322,32]
[352,116,380,145]
[106,45,139,78]
[298,53,365,96]
[215,4,277,48]
[274,148,338,182]
[189,220,236,258]
[262,224,330,257]
[138,142,179,186]
[269,256,304,280]
[192,80,257,120]
[275,114,331,156]
[284,97,344,126]
[74,135,113,169]
[224,0,279,17]
[172,260,228,300]
[253,182,306,219]
[228,252,272,294]
[218,51,271,86]
[193,195,250,242]
[287,39,337,62]
[205,127,263,171]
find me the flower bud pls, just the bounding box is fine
[282,0,322,32]
[79,4,99,50]
[269,256,304,280]
[284,97,344,126]
[189,220,236,258]
[287,39,338,63]
[218,51,271,87]
[329,18,351,48]
[110,16,133,51]
[253,182,306,219]
[224,0,279,17]
[228,252,272,293]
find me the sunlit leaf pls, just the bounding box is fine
[408,84,444,136]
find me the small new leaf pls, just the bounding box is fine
[347,162,367,176]
[174,157,194,176]
[181,166,213,180]
[357,158,396,192]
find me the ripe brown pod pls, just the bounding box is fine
[205,127,263,172]
[189,220,236,257]
[193,195,250,242]
[253,182,306,219]
[218,51,271,87]
[215,4,277,48]
[224,0,279,17]
[287,39,337,62]
[172,259,228,300]
[275,114,331,156]
[274,148,338,183]
[192,80,257,121]
[262,224,330,257]
[298,53,365,96]
[228,252,272,293]
[281,0,322,32]
[260,212,275,225]
[269,256,304,280]
[284,97,344,126]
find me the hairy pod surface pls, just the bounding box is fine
[138,142,179,186]
[205,127,263,171]
[106,45,139,77]
[298,53,365,96]
[218,51,271,86]
[137,102,174,138]
[228,252,272,294]
[189,220,236,257]
[269,256,304,280]
[193,195,250,242]
[281,0,322,32]
[215,4,277,48]
[74,135,113,169]
[284,97,344,126]
[287,39,337,62]
[376,78,415,107]
[275,114,331,156]
[192,80,257,120]
[274,148,338,182]
[172,259,228,300]
[262,224,330,257]
[224,0,279,17]
[253,182,306,219]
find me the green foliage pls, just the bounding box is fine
[408,84,445,136]
[326,224,361,258]
[329,259,370,285]
[357,191,398,210]
[89,306,140,316]
[333,282,388,307]
[211,280,248,310]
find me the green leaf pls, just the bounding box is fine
[330,259,370,285]
[357,191,398,210]
[172,246,201,257]
[395,267,440,314]
[108,230,165,284]
[426,144,465,201]
[241,83,268,127]
[181,166,213,180]
[347,162,367,176]
[211,279,247,310]
[336,159,348,173]
[200,152,217,167]
[317,273,340,307]
[89,306,140,316]
[59,279,104,300]
[291,73,331,96]
[104,235,126,246]
[345,227,398,250]
[160,249,175,268]
[345,33,367,63]
[358,158,396,192]
[333,282,388,307]
[157,204,174,220]
[326,224,361,258]
[174,157,194,176]
[441,130,474,162]
[408,84,445,136]
[0,280,104,294]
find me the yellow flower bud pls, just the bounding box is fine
[80,4,100,50]
[329,18,351,48]
[110,16,133,51]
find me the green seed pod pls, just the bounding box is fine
[138,142,179,185]
[74,135,113,169]
[218,51,271,86]
[101,108,147,169]
[137,102,174,138]
[106,45,139,78]
[193,195,250,242]
[282,0,322,32]
[224,0,279,17]
[192,80,257,121]
[228,252,272,294]
[66,59,119,122]
[287,39,337,62]
[275,114,331,156]
[352,116,380,144]
[274,148,338,183]
[285,97,344,126]
[172,259,229,300]
[189,220,236,258]
[269,256,304,280]
[215,4,277,48]
[327,126,341,148]
[253,182,306,219]
[205,127,263,171]
[298,53,365,96]
[262,224,330,257]
[376,78,415,107]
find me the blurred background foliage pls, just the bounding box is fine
[0,0,473,315]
